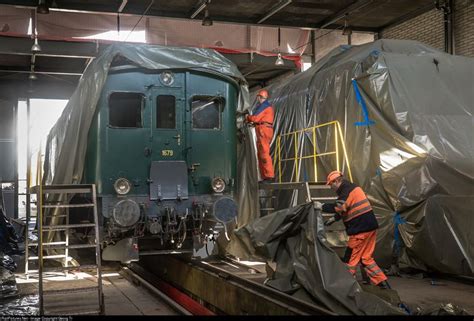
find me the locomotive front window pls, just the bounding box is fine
[192,96,223,130]
[156,95,176,129]
[109,92,144,128]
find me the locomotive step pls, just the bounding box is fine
[44,309,101,316]
[42,223,96,230]
[28,241,67,247]
[26,264,98,273]
[31,185,94,194]
[43,286,99,295]
[42,203,94,208]
[31,243,97,250]
[28,254,68,260]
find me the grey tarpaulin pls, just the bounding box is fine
[228,39,474,277]
[236,202,405,315]
[42,43,249,244]
[0,252,18,299]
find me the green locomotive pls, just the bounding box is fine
[81,59,239,262]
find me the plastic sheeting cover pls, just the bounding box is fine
[42,43,249,244]
[229,39,474,277]
[0,295,39,315]
[44,43,248,187]
[236,202,405,315]
[0,253,18,299]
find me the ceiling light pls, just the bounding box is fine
[29,65,37,80]
[31,37,41,52]
[202,8,213,26]
[37,0,49,14]
[275,53,284,66]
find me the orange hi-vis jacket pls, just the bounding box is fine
[340,186,373,223]
[247,102,274,127]
[247,100,275,179]
[322,180,378,235]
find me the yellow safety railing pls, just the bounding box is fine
[273,120,353,183]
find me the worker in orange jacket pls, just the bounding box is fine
[246,89,275,182]
[323,170,391,289]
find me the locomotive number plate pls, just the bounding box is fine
[161,149,174,157]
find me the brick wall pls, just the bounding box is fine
[454,0,474,57]
[380,0,474,58]
[380,8,445,51]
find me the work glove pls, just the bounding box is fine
[335,200,345,213]
[324,216,336,226]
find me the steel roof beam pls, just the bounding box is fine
[257,0,292,24]
[318,0,375,29]
[0,35,105,58]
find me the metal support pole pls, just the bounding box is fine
[13,101,18,219]
[293,132,299,182]
[24,98,31,278]
[446,0,454,54]
[439,0,454,54]
[312,127,317,182]
[26,98,31,221]
[311,30,316,65]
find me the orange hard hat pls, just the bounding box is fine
[326,170,343,185]
[257,89,269,99]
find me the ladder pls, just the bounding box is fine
[258,182,347,255]
[26,184,104,315]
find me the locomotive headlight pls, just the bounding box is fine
[160,71,174,86]
[114,178,131,195]
[211,177,226,193]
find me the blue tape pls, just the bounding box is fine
[352,79,375,126]
[393,211,407,256]
[370,49,380,57]
[398,303,411,315]
[375,167,382,177]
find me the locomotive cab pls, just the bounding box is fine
[82,62,239,262]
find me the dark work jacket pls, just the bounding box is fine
[322,179,379,235]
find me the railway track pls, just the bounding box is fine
[132,255,335,315]
[120,264,214,315]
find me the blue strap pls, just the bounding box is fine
[352,79,375,126]
[252,100,271,116]
[393,211,406,256]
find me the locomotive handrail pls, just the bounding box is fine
[273,120,353,184]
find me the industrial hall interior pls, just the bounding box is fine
[0,0,473,317]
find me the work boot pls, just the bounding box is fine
[377,280,391,289]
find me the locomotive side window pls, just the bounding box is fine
[192,96,224,130]
[109,92,144,128]
[156,95,176,129]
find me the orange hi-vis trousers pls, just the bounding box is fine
[346,230,387,285]
[255,125,275,180]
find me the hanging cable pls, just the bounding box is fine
[124,0,154,41]
[292,24,345,52]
